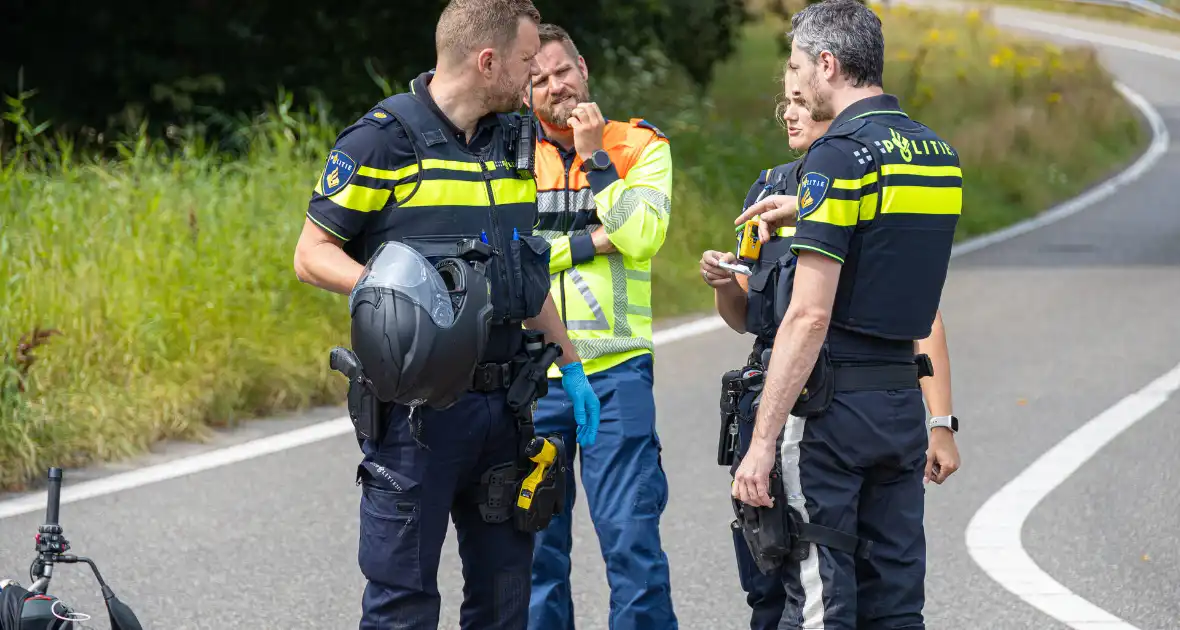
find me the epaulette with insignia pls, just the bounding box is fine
[363,108,395,128]
[631,118,667,140]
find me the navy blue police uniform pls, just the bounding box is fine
[750,93,960,630]
[306,70,554,630]
[727,160,804,630]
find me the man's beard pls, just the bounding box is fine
[484,71,527,113]
[805,70,835,122]
[534,87,589,130]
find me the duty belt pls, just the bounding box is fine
[471,362,516,392]
[830,359,930,392]
[758,348,933,392]
[757,347,935,417]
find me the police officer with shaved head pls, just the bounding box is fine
[730,1,963,628]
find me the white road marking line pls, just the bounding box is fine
[966,361,1180,630]
[0,318,727,520]
[0,13,1170,525]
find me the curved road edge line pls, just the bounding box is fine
[0,18,1169,523]
[950,81,1169,257]
[965,361,1180,629]
[962,17,1177,630]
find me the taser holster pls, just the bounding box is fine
[476,331,570,533]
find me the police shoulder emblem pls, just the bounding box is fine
[797,172,830,219]
[321,150,357,197]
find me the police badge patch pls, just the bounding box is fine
[797,172,830,219]
[321,150,357,197]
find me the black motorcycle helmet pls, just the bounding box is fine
[348,241,493,410]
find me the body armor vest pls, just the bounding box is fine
[745,161,803,351]
[343,92,552,345]
[807,115,960,341]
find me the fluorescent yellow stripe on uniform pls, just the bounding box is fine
[397,177,536,208]
[331,184,393,212]
[806,178,863,227]
[881,186,962,215]
[358,164,418,180]
[830,172,878,190]
[880,164,962,178]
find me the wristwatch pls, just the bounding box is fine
[927,415,959,433]
[581,149,612,172]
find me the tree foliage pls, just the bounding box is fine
[0,0,749,142]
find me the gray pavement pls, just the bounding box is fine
[2,6,1180,630]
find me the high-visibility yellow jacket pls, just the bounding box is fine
[534,118,673,378]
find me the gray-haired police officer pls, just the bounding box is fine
[731,2,962,629]
[291,1,601,628]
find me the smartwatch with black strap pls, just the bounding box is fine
[580,149,612,172]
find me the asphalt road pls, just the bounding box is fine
[2,5,1180,630]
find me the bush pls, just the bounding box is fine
[0,0,749,146]
[0,5,1146,490]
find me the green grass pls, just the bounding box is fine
[0,5,1148,490]
[981,0,1180,34]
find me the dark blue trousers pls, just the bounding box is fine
[357,390,533,630]
[775,389,929,630]
[527,354,677,630]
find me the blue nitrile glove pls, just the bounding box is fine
[559,361,600,447]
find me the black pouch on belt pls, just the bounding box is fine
[718,366,765,466]
[788,344,834,418]
[718,368,744,467]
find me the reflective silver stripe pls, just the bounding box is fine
[538,187,595,216]
[562,267,609,331]
[572,337,653,361]
[626,269,651,282]
[602,187,671,232]
[607,254,631,339]
[781,416,827,628]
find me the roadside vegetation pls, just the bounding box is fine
[983,0,1180,34]
[0,3,1147,490]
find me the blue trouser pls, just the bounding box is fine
[527,354,677,630]
[775,389,929,630]
[730,389,788,630]
[357,390,534,630]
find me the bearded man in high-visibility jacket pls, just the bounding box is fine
[522,22,677,630]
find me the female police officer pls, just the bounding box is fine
[700,70,958,629]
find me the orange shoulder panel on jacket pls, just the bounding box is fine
[533,139,570,190]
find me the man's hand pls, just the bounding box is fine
[568,102,606,161]
[732,435,777,507]
[924,428,961,485]
[734,194,798,242]
[590,227,617,254]
[700,250,739,289]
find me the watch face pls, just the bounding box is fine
[592,150,610,169]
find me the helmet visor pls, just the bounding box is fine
[349,241,456,328]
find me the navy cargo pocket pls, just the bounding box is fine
[517,234,553,320]
[358,466,422,592]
